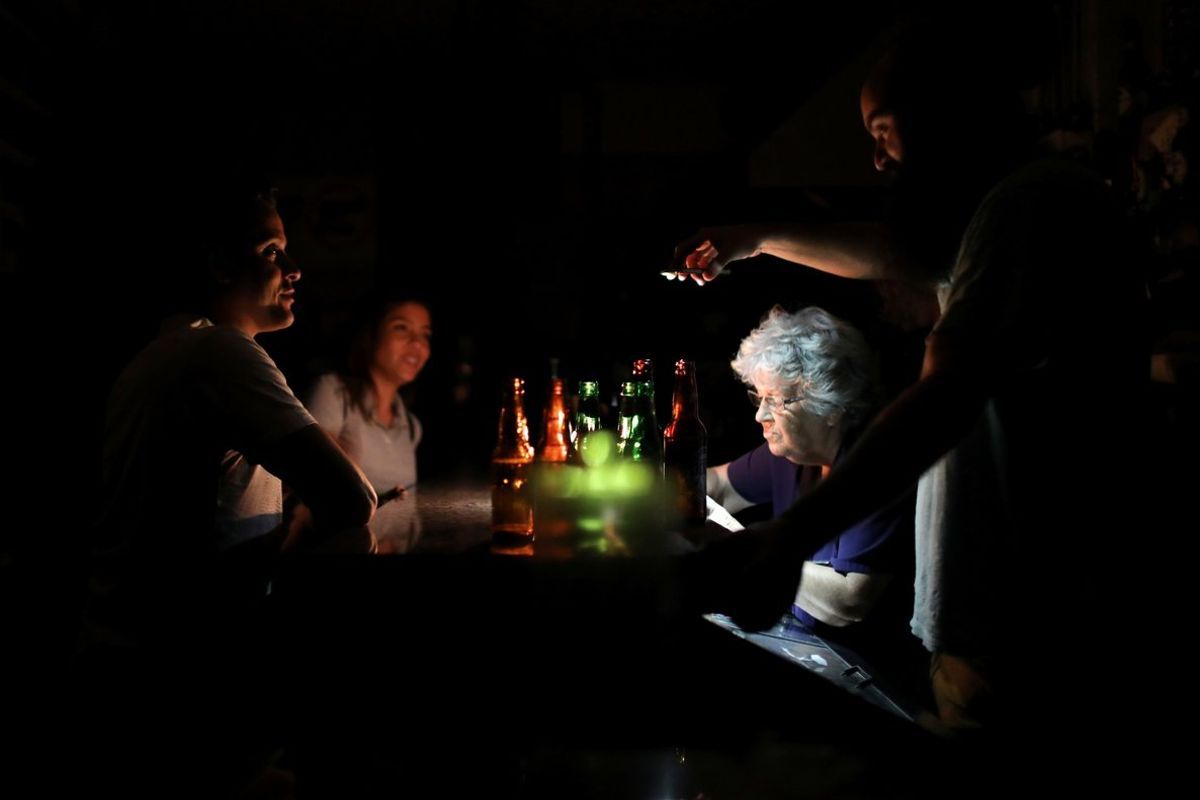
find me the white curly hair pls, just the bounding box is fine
[731,306,879,426]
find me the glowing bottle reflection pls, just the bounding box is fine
[492,377,535,544]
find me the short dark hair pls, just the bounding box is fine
[197,180,277,276]
[169,176,278,314]
[867,6,1052,168]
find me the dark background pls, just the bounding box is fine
[4,0,920,482]
[3,0,1196,657]
[7,0,1179,469]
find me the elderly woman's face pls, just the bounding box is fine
[751,373,841,467]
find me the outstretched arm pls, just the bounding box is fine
[666,222,892,285]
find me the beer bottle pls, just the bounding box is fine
[537,377,571,463]
[492,377,535,544]
[617,380,662,468]
[616,381,639,459]
[631,358,657,416]
[573,380,604,465]
[663,358,707,524]
[630,358,663,471]
[533,373,574,544]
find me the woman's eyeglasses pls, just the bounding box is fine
[747,390,803,413]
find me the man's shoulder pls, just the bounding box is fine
[146,321,283,389]
[987,157,1106,206]
[960,157,1111,258]
[151,316,252,351]
[182,322,270,363]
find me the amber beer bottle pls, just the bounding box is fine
[492,377,535,544]
[663,359,707,524]
[536,377,571,463]
[533,375,572,544]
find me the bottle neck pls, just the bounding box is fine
[670,373,700,422]
[496,386,533,460]
[577,383,602,430]
[632,380,656,427]
[539,383,570,462]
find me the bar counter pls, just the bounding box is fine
[269,481,949,797]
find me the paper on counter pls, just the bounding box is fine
[705,496,744,533]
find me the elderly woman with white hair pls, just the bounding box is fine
[707,306,912,632]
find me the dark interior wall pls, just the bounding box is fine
[6,1,908,484]
[4,0,1189,553]
[0,0,907,674]
[3,0,1196,709]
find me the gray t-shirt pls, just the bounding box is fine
[89,317,314,646]
[912,159,1141,656]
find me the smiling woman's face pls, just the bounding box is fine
[371,301,432,388]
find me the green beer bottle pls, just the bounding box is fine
[617,380,662,469]
[573,380,604,466]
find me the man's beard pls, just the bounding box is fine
[883,161,994,288]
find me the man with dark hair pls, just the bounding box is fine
[671,22,1147,753]
[78,184,377,795]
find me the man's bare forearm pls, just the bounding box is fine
[755,222,891,280]
[777,368,986,556]
[261,424,377,534]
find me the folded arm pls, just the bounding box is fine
[794,563,893,628]
[258,423,377,551]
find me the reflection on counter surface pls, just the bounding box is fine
[407,464,688,559]
[412,426,692,559]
